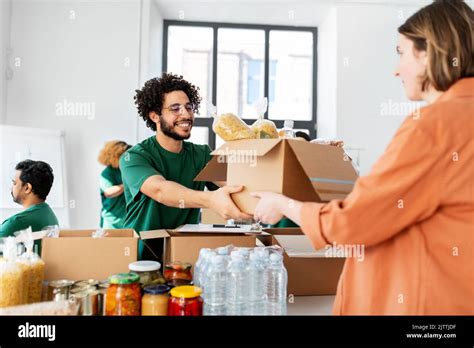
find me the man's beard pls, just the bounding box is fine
[159,115,192,141]
[11,191,21,205]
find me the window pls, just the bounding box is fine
[164,21,317,149]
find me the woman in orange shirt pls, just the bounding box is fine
[252,1,474,315]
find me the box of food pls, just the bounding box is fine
[194,139,358,214]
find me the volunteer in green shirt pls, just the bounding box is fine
[98,140,131,229]
[120,73,252,260]
[0,160,59,253]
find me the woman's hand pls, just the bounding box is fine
[251,192,304,225]
[251,192,288,225]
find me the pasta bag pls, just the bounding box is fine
[0,237,26,308]
[16,228,45,304]
[208,100,255,141]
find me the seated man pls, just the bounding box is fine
[0,160,59,252]
[120,73,251,260]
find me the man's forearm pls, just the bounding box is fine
[155,180,211,209]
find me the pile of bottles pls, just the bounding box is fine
[194,245,288,316]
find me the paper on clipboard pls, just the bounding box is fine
[174,224,262,234]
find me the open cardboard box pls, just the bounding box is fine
[36,229,139,281]
[140,229,256,272]
[260,228,345,296]
[32,227,256,281]
[194,139,358,214]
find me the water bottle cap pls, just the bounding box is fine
[284,119,294,128]
[217,247,228,255]
[270,253,283,262]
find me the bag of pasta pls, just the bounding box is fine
[0,237,26,308]
[250,98,278,139]
[208,101,255,141]
[16,227,45,304]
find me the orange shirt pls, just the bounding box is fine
[300,78,474,315]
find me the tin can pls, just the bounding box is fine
[47,280,75,301]
[97,282,109,316]
[71,288,99,315]
[73,279,99,289]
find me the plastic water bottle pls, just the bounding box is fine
[226,254,250,315]
[266,253,288,315]
[199,250,216,299]
[194,248,211,287]
[279,119,295,138]
[203,255,227,316]
[248,252,267,315]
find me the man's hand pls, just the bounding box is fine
[208,185,253,221]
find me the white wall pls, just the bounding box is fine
[5,0,144,228]
[137,0,163,142]
[0,0,11,124]
[318,3,421,174]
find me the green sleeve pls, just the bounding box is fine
[119,150,160,201]
[0,217,19,238]
[100,167,121,192]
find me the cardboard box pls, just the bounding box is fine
[200,208,227,224]
[195,139,358,214]
[39,229,138,281]
[140,229,256,271]
[259,228,345,296]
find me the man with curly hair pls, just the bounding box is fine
[1,160,59,253]
[120,73,251,260]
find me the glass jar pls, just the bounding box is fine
[168,286,203,316]
[105,273,141,316]
[141,284,170,316]
[128,261,165,288]
[164,261,193,287]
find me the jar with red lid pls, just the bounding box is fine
[168,286,203,316]
[105,273,141,316]
[164,261,193,287]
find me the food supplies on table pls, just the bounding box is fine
[250,98,278,139]
[0,237,27,308]
[15,227,45,304]
[207,100,255,141]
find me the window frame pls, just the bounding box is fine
[163,20,318,149]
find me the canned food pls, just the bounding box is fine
[97,281,109,316]
[73,279,99,289]
[70,288,99,316]
[47,280,75,301]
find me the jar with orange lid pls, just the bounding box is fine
[105,273,141,316]
[168,286,203,316]
[141,284,170,316]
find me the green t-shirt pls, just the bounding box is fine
[119,136,216,261]
[100,166,127,229]
[0,202,59,254]
[271,218,299,228]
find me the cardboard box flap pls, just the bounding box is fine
[274,235,329,258]
[287,140,358,195]
[194,156,227,182]
[139,229,170,240]
[211,139,281,157]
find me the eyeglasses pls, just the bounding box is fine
[162,103,195,115]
